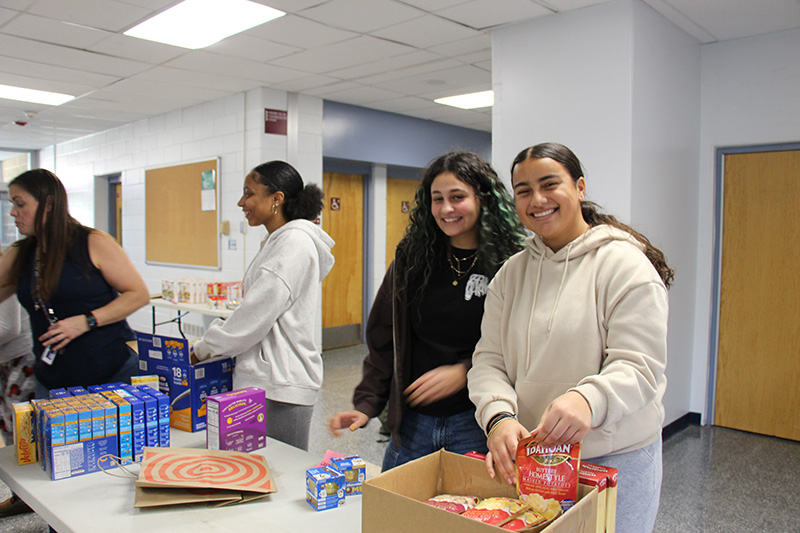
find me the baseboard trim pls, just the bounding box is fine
[663,412,701,441]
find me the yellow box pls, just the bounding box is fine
[12,402,37,465]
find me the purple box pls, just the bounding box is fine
[206,387,266,453]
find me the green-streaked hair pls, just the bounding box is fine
[397,152,526,304]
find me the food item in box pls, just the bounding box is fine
[515,436,581,513]
[461,497,522,526]
[519,491,562,521]
[424,494,480,513]
[501,508,547,531]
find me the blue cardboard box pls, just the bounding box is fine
[135,332,233,432]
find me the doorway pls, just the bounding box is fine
[713,145,800,441]
[321,171,364,349]
[385,177,420,269]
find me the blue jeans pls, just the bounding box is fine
[588,438,662,533]
[381,408,488,472]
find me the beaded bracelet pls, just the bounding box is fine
[486,411,516,436]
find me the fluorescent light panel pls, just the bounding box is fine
[124,0,285,49]
[0,84,74,106]
[435,90,494,109]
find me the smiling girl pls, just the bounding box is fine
[190,161,334,451]
[329,152,526,470]
[468,143,674,533]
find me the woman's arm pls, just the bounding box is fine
[41,230,149,351]
[192,230,315,361]
[572,277,668,430]
[351,261,396,420]
[0,246,19,305]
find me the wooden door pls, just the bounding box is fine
[321,172,363,348]
[715,149,800,441]
[385,177,420,268]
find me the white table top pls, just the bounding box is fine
[149,297,234,319]
[0,430,362,532]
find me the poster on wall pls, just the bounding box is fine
[201,170,216,211]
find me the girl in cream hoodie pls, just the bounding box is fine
[468,143,673,533]
[192,161,334,451]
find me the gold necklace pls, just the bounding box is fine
[447,249,479,286]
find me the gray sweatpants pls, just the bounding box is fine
[265,398,314,451]
[587,438,663,533]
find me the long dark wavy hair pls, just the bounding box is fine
[511,143,675,288]
[250,161,324,221]
[397,152,526,303]
[5,169,88,300]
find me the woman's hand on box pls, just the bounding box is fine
[486,418,529,485]
[328,410,369,436]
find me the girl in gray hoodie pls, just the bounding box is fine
[192,161,334,451]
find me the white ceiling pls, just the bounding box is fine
[1,0,799,153]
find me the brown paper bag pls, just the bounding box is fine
[132,446,277,508]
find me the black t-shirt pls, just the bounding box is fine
[409,247,489,417]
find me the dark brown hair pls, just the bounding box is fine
[511,143,674,288]
[6,169,86,299]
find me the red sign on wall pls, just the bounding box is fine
[264,109,287,135]
[330,198,341,210]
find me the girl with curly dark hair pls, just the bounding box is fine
[329,152,526,470]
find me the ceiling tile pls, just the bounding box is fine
[363,95,440,113]
[247,14,358,48]
[269,74,344,92]
[253,0,326,13]
[129,66,261,93]
[26,0,152,32]
[347,57,463,86]
[1,13,109,48]
[330,49,444,81]
[86,34,187,64]
[0,57,119,89]
[370,13,481,48]
[270,35,415,73]
[0,71,98,97]
[0,34,151,77]
[165,51,307,84]
[206,34,302,61]
[436,0,552,30]
[0,0,37,10]
[0,7,17,25]
[316,85,405,105]
[663,0,800,41]
[398,0,471,10]
[369,64,491,96]
[427,33,491,56]
[299,0,424,33]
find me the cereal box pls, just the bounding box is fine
[206,387,266,453]
[306,466,346,511]
[12,402,37,465]
[330,455,366,496]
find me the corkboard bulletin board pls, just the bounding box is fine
[145,159,220,268]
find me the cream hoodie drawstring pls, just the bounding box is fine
[548,243,572,333]
[525,252,545,370]
[524,243,574,370]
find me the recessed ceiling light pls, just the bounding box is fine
[434,90,494,109]
[124,0,285,49]
[0,84,74,106]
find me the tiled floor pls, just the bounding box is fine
[2,343,799,532]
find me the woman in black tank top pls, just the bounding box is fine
[0,169,149,395]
